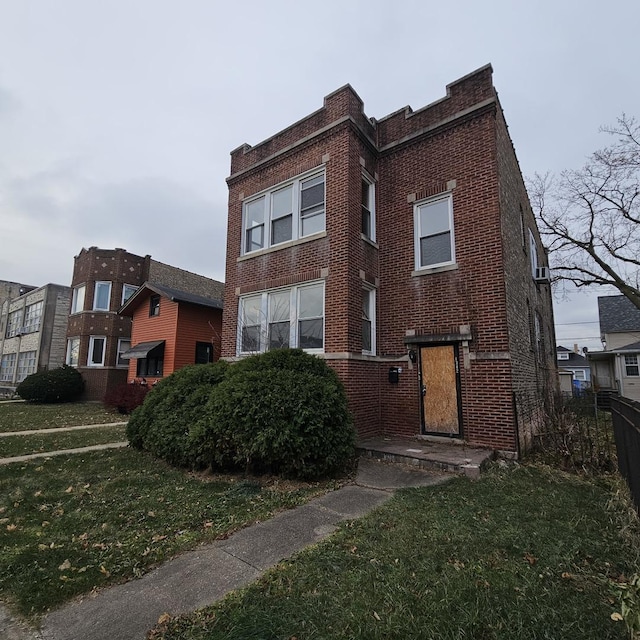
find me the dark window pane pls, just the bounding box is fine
[298,319,323,349]
[92,339,104,364]
[242,325,261,352]
[195,342,214,364]
[301,177,324,212]
[420,231,451,267]
[149,295,160,316]
[271,215,292,245]
[362,207,371,237]
[269,321,290,350]
[246,225,264,252]
[362,319,372,352]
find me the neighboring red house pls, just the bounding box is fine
[222,65,557,457]
[119,282,223,384]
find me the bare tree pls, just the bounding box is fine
[528,114,640,310]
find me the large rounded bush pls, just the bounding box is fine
[193,351,356,479]
[17,365,84,403]
[126,361,229,467]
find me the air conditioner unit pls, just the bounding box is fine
[535,266,550,282]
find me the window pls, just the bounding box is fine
[136,343,164,377]
[93,282,112,311]
[238,282,324,354]
[0,353,16,382]
[195,342,214,364]
[149,295,160,317]
[268,289,290,350]
[534,312,544,361]
[529,229,539,276]
[88,336,106,367]
[572,369,586,381]
[117,339,131,367]
[122,284,138,305]
[71,284,86,314]
[23,301,43,333]
[625,355,639,377]
[361,176,375,241]
[16,351,36,382]
[66,338,80,367]
[5,310,22,338]
[362,288,376,354]
[242,170,325,254]
[557,352,570,361]
[414,193,455,270]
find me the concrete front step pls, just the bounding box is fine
[357,437,495,479]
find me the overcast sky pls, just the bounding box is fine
[1,0,638,351]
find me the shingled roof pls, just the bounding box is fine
[598,295,640,333]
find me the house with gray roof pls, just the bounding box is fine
[556,345,591,395]
[589,295,640,402]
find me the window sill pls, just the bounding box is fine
[361,234,378,248]
[238,231,327,262]
[412,263,459,277]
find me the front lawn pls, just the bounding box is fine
[154,464,640,640]
[0,424,127,458]
[0,448,335,619]
[0,402,119,433]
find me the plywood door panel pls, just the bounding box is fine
[420,345,460,435]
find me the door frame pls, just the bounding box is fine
[418,342,464,438]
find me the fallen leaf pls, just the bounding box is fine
[99,565,110,577]
[64,486,73,494]
[524,553,537,565]
[373,611,381,621]
[6,524,17,532]
[561,572,574,579]
[152,535,167,543]
[204,522,213,528]
[147,511,156,518]
[157,613,171,625]
[611,612,623,621]
[58,559,71,571]
[34,491,43,497]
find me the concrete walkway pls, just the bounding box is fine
[0,422,127,438]
[1,458,450,640]
[0,442,128,465]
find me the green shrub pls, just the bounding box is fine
[126,362,229,467]
[103,383,150,414]
[193,351,356,479]
[16,365,84,403]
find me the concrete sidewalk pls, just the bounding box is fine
[3,458,447,640]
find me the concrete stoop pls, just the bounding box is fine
[357,437,495,479]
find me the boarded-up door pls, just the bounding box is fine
[419,345,461,436]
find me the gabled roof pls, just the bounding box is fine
[120,282,223,315]
[612,340,640,353]
[556,345,590,367]
[598,295,640,333]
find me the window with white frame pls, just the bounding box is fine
[242,170,325,255]
[625,354,639,377]
[122,284,138,305]
[93,281,112,311]
[238,282,324,354]
[16,351,36,382]
[557,352,570,360]
[5,310,22,338]
[66,338,80,367]
[571,369,586,381]
[117,339,131,367]
[23,301,43,333]
[0,353,16,382]
[71,284,86,314]
[414,193,455,270]
[529,229,539,276]
[361,176,375,241]
[88,336,106,366]
[362,288,375,354]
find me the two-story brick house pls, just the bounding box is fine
[222,65,557,456]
